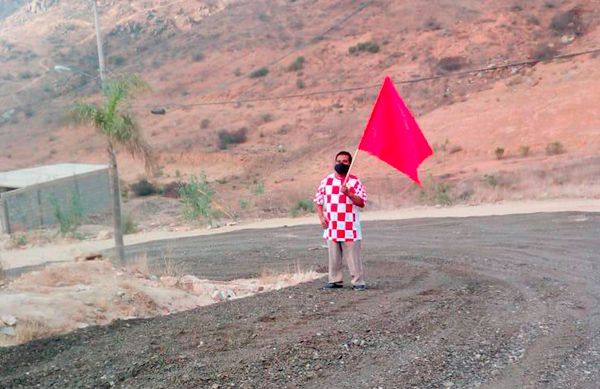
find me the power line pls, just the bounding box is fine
[1,0,374,111]
[161,47,600,109]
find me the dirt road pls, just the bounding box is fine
[1,211,600,388]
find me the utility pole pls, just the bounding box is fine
[91,0,106,86]
[91,0,126,264]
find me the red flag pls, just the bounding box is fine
[358,76,433,186]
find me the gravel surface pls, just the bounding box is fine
[1,211,599,388]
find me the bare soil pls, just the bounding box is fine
[1,211,599,388]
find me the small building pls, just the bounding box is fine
[0,163,111,234]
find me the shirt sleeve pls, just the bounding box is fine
[314,179,325,206]
[352,179,367,205]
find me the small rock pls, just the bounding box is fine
[560,35,575,44]
[0,314,17,326]
[192,283,206,294]
[96,230,113,240]
[212,290,226,302]
[179,275,202,291]
[160,276,178,288]
[151,107,167,115]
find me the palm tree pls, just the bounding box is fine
[70,75,154,265]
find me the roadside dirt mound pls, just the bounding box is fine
[0,259,324,347]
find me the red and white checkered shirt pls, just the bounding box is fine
[314,173,367,242]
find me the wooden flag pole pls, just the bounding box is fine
[343,147,361,186]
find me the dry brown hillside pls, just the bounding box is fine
[1,0,599,220]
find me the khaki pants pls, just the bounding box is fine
[328,240,365,286]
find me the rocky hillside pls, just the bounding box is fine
[0,0,599,218]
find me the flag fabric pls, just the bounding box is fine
[358,76,433,186]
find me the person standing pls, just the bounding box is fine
[314,151,368,290]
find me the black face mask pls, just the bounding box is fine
[334,163,350,175]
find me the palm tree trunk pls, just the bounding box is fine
[107,142,125,265]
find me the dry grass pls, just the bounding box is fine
[16,320,52,344]
[0,319,54,347]
[125,248,185,279]
[127,250,184,279]
[160,258,185,278]
[259,262,324,285]
[128,254,151,277]
[32,264,92,287]
[0,259,5,284]
[95,297,109,312]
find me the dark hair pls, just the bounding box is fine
[335,150,352,164]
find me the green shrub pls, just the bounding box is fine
[249,67,269,78]
[291,199,314,217]
[200,118,210,129]
[218,127,248,149]
[13,234,28,247]
[296,78,305,89]
[484,174,498,188]
[288,56,305,71]
[130,178,159,196]
[253,181,265,195]
[123,214,137,235]
[261,113,273,123]
[178,175,215,222]
[111,56,126,66]
[437,56,467,72]
[349,41,380,55]
[52,192,83,236]
[420,180,453,206]
[532,45,558,62]
[546,141,564,155]
[550,10,583,35]
[495,147,505,160]
[192,51,205,62]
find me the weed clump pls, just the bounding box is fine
[545,141,565,155]
[349,41,379,55]
[249,67,269,78]
[291,199,314,217]
[218,128,248,150]
[130,178,159,197]
[437,56,467,72]
[288,56,305,72]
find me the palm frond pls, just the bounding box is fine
[70,74,155,174]
[68,102,101,125]
[103,74,150,115]
[110,113,157,174]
